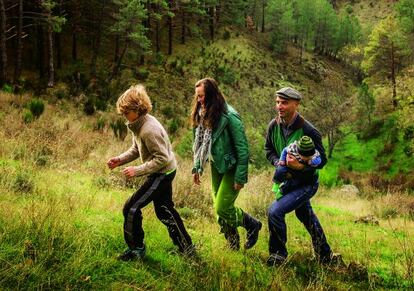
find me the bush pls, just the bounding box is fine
[404,126,414,141]
[223,30,231,40]
[2,84,13,93]
[27,99,45,119]
[12,172,34,194]
[94,116,106,132]
[161,106,174,118]
[110,118,128,140]
[168,118,181,135]
[403,145,413,157]
[83,98,95,115]
[137,67,150,80]
[215,66,238,85]
[175,129,193,158]
[95,98,107,111]
[23,110,34,123]
[357,119,384,140]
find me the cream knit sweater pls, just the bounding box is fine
[118,114,176,176]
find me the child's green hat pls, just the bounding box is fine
[297,136,315,156]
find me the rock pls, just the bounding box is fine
[339,184,360,199]
[355,214,379,225]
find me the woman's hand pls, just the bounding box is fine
[193,173,201,185]
[122,166,137,178]
[107,157,121,169]
[234,183,244,190]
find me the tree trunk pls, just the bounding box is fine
[90,0,107,79]
[55,33,62,69]
[328,131,333,158]
[0,0,7,86]
[155,18,160,52]
[261,0,265,33]
[47,25,54,87]
[168,0,173,55]
[390,42,397,108]
[181,9,185,44]
[71,1,81,62]
[209,6,215,41]
[108,39,129,82]
[72,30,77,61]
[36,23,45,79]
[114,35,120,64]
[13,0,23,83]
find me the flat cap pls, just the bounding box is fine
[275,87,302,101]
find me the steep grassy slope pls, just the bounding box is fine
[0,96,413,290]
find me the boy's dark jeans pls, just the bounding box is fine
[267,182,331,259]
[123,171,192,252]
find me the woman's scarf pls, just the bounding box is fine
[193,110,212,175]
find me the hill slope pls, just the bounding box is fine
[0,93,413,290]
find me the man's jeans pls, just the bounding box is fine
[267,182,331,259]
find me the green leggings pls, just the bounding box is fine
[211,165,244,228]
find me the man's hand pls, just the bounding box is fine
[107,157,121,169]
[234,183,244,191]
[193,173,201,185]
[286,154,305,170]
[122,166,137,178]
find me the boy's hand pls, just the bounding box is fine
[193,173,201,185]
[123,166,137,178]
[107,157,121,169]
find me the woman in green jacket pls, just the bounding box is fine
[191,77,262,250]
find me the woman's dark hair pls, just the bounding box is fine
[191,78,227,129]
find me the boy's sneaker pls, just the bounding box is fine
[117,245,146,261]
[266,253,286,267]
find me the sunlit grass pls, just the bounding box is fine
[1,94,413,290]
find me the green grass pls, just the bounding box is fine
[1,162,413,290]
[320,121,414,187]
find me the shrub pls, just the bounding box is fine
[33,147,53,167]
[223,30,231,40]
[12,172,34,194]
[83,98,95,115]
[23,110,34,123]
[215,66,238,85]
[95,98,107,111]
[110,118,128,140]
[168,118,181,135]
[404,126,414,141]
[403,145,413,157]
[161,106,174,118]
[27,99,45,119]
[2,84,13,93]
[175,129,193,158]
[137,67,150,80]
[94,116,106,132]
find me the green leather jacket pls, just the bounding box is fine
[193,104,249,184]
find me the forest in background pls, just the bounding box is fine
[0,0,413,189]
[1,1,414,290]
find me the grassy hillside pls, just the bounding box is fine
[337,0,396,35]
[1,93,413,290]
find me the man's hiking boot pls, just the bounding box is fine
[243,213,262,249]
[117,244,146,261]
[267,253,286,267]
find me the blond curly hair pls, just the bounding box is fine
[116,84,152,115]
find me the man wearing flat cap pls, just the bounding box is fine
[264,86,335,266]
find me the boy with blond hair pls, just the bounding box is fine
[107,84,194,261]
